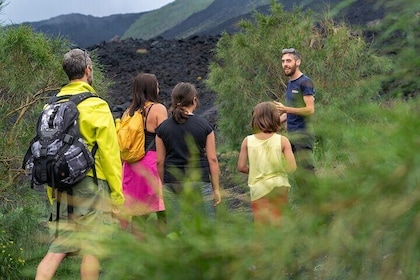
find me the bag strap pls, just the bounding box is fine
[53,91,100,185]
[144,103,154,128]
[69,92,96,105]
[71,92,100,185]
[48,91,97,105]
[55,190,62,238]
[91,144,99,185]
[144,103,155,152]
[54,188,75,238]
[145,139,155,153]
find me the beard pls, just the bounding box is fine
[283,63,297,77]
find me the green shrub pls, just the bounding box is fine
[0,230,26,279]
[100,99,420,280]
[371,0,420,98]
[0,21,113,279]
[0,24,112,187]
[206,1,391,151]
[1,1,419,279]
[0,180,48,279]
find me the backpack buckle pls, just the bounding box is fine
[63,134,74,144]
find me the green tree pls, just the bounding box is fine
[206,1,391,151]
[0,25,111,187]
[0,25,67,187]
[374,0,420,97]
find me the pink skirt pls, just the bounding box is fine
[122,151,165,216]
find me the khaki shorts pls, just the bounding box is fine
[48,176,118,256]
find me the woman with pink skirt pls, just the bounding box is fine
[120,73,168,239]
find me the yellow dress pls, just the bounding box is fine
[247,134,291,201]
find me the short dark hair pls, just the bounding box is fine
[62,49,91,80]
[282,48,301,60]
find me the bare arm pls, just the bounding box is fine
[147,103,168,132]
[154,103,168,130]
[205,131,221,206]
[237,137,249,174]
[274,95,315,116]
[281,136,297,173]
[155,135,166,183]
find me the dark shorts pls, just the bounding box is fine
[288,131,316,171]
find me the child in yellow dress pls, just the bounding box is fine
[238,102,296,225]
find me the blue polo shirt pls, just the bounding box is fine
[285,74,315,132]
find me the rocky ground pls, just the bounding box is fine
[92,34,248,207]
[92,35,220,126]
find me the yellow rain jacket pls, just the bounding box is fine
[47,81,124,206]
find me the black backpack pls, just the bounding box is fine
[22,92,98,190]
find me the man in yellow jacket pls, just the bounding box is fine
[36,48,124,280]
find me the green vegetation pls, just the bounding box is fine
[123,0,215,40]
[1,0,420,279]
[0,25,68,197]
[206,2,391,150]
[0,25,111,190]
[0,9,112,278]
[372,0,420,97]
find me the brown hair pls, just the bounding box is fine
[170,82,199,124]
[128,73,159,116]
[251,102,281,133]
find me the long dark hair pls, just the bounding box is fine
[170,82,199,124]
[128,73,159,116]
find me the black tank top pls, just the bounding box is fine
[145,130,156,151]
[144,103,156,151]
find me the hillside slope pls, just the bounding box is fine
[122,0,214,40]
[159,0,271,38]
[163,0,384,38]
[13,0,384,48]
[23,13,142,47]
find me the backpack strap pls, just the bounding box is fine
[48,92,96,105]
[91,144,99,185]
[69,92,96,105]
[55,190,62,238]
[70,92,100,185]
[53,188,74,238]
[51,92,100,185]
[145,138,155,153]
[144,103,154,127]
[144,103,155,152]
